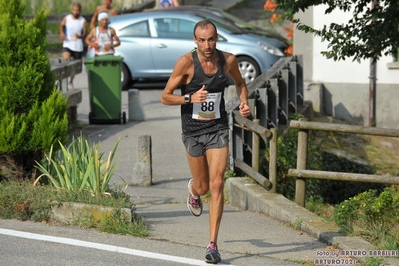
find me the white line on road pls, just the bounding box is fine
[0,228,231,266]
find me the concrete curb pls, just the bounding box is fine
[51,202,132,224]
[225,177,399,265]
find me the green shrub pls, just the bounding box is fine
[34,134,122,196]
[0,0,68,178]
[224,169,236,179]
[333,186,399,250]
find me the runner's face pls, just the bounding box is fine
[103,0,112,7]
[71,6,80,18]
[99,18,109,27]
[194,25,218,59]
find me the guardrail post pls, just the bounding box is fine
[295,118,309,207]
[269,128,277,193]
[252,119,260,172]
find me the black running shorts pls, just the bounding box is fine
[182,130,229,157]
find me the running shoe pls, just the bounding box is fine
[187,179,203,217]
[205,241,221,264]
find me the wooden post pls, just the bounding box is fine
[252,119,260,172]
[269,128,277,193]
[295,118,308,207]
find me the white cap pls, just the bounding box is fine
[98,12,108,22]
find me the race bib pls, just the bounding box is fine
[68,33,77,41]
[192,92,222,120]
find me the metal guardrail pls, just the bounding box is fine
[227,56,304,192]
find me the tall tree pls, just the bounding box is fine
[0,0,69,179]
[276,0,399,62]
[275,0,399,126]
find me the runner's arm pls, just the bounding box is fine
[226,53,250,117]
[80,20,87,39]
[111,28,121,47]
[161,55,191,105]
[85,28,97,47]
[59,17,67,41]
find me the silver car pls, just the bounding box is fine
[94,9,287,89]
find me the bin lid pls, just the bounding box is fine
[84,55,123,65]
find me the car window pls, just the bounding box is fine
[155,18,195,39]
[118,20,150,37]
[217,34,226,42]
[154,18,171,38]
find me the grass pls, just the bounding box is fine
[305,197,335,221]
[0,179,149,237]
[25,0,99,15]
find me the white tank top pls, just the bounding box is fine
[63,14,85,52]
[95,27,115,55]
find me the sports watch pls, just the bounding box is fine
[184,93,191,104]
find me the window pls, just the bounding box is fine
[154,19,170,37]
[118,21,150,37]
[155,18,195,39]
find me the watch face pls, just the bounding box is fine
[184,94,190,103]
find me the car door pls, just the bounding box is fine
[150,18,196,76]
[114,20,158,78]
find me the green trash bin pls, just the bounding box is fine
[84,55,126,124]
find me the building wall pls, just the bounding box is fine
[294,4,399,128]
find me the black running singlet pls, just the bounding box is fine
[180,49,229,136]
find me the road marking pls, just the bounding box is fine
[0,228,231,266]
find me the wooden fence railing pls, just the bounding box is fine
[230,111,277,190]
[288,119,399,207]
[50,58,83,125]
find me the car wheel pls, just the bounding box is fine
[121,63,132,90]
[237,56,260,84]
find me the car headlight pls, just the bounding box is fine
[257,42,285,56]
